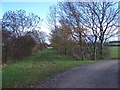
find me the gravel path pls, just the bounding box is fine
[36,60,118,88]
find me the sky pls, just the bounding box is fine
[1,2,57,35]
[0,1,119,42]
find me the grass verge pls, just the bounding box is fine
[2,48,95,88]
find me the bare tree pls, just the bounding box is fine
[2,9,42,38]
[58,2,86,60]
[77,2,120,59]
[47,5,61,57]
[2,10,42,63]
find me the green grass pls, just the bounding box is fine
[2,48,95,88]
[109,46,120,59]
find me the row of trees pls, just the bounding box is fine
[48,2,119,60]
[1,2,119,64]
[2,10,47,64]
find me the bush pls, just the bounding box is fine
[2,33,36,64]
[13,35,36,60]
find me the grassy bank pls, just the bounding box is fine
[2,48,95,88]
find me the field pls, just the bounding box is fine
[109,46,120,59]
[2,48,95,88]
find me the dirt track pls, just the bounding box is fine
[36,60,118,88]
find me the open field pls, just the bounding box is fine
[2,48,95,88]
[109,46,120,59]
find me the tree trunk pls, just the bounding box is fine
[79,33,85,60]
[100,41,104,59]
[81,43,85,60]
[99,25,104,60]
[93,36,97,60]
[93,43,97,60]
